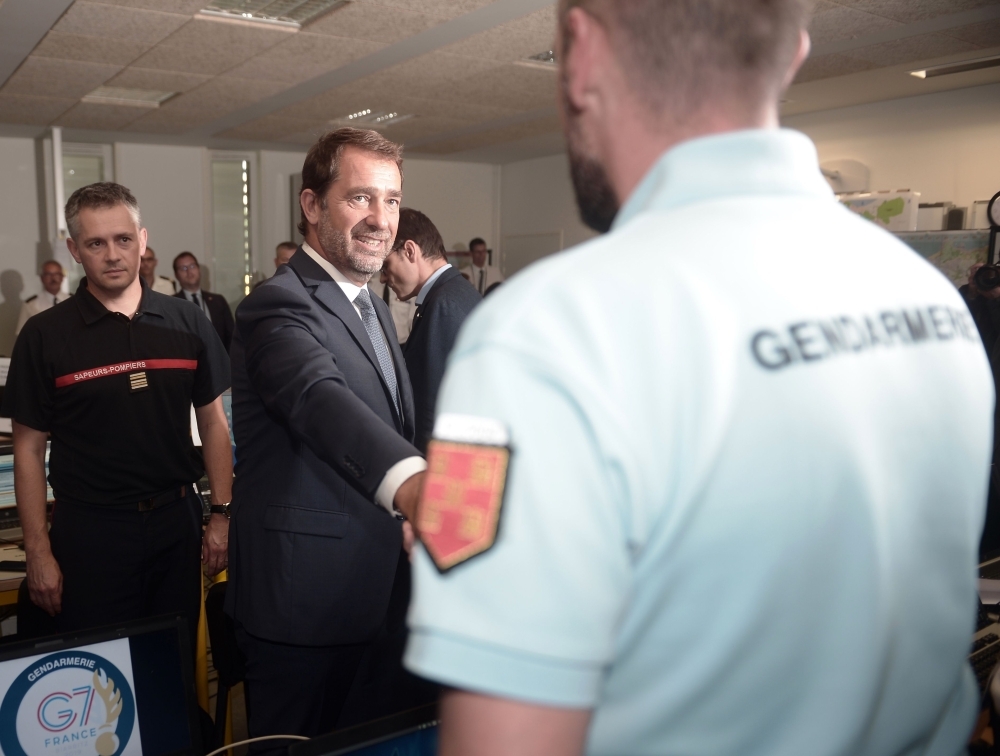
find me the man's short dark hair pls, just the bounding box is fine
[298,128,404,236]
[65,182,142,240]
[173,252,198,272]
[393,209,446,262]
[276,241,298,252]
[559,0,813,117]
[469,238,487,250]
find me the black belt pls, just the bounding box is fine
[136,485,189,512]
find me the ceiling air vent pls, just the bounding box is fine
[198,0,350,29]
[329,109,415,129]
[515,50,557,72]
[81,87,177,108]
[910,54,1000,79]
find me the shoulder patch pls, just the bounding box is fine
[417,440,509,572]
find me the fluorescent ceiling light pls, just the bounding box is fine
[199,0,350,29]
[910,54,1000,79]
[81,86,177,108]
[330,109,414,128]
[514,49,557,72]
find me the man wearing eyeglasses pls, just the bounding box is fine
[173,252,235,352]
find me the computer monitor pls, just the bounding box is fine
[0,615,201,756]
[290,703,439,756]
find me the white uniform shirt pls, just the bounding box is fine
[150,276,177,295]
[368,277,417,344]
[464,263,504,295]
[405,129,993,755]
[14,291,70,337]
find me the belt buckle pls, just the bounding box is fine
[138,498,154,512]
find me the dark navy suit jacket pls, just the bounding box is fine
[403,266,482,452]
[175,289,234,352]
[225,249,419,646]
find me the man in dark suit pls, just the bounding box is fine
[173,251,235,351]
[381,209,481,452]
[226,128,427,752]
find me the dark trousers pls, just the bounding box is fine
[236,552,438,755]
[235,624,367,756]
[48,491,203,650]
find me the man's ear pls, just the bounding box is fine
[138,227,148,257]
[300,189,322,227]
[66,236,82,264]
[781,29,811,91]
[403,239,421,263]
[560,7,605,116]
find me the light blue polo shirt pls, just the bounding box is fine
[405,129,994,755]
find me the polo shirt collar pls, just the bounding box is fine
[613,128,832,230]
[416,263,452,306]
[75,276,163,324]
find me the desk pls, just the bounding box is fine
[0,542,25,606]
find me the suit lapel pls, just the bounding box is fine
[290,251,403,430]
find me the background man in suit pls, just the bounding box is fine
[14,260,70,337]
[381,208,481,452]
[173,252,235,351]
[463,236,504,295]
[274,241,297,270]
[226,128,427,752]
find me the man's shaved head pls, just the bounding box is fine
[558,0,814,121]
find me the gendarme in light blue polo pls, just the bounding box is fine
[405,129,994,755]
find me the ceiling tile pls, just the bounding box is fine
[845,31,979,66]
[94,0,206,11]
[305,2,442,43]
[155,16,293,53]
[794,52,879,82]
[53,1,189,46]
[388,95,518,123]
[218,114,322,140]
[350,51,506,102]
[54,101,148,130]
[128,76,289,130]
[129,44,245,75]
[224,32,383,84]
[105,68,211,93]
[828,0,1000,23]
[378,114,472,143]
[0,94,77,125]
[445,63,557,110]
[411,113,561,155]
[807,2,900,46]
[32,30,150,66]
[439,5,557,62]
[0,57,121,99]
[121,109,195,133]
[371,0,496,20]
[944,18,1000,47]
[278,126,330,145]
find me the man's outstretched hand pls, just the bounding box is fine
[394,471,425,523]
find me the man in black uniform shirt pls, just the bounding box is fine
[0,182,232,648]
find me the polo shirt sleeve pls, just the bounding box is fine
[0,322,54,431]
[404,342,632,708]
[191,311,231,407]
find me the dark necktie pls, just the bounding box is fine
[354,288,400,415]
[478,268,485,294]
[192,293,201,309]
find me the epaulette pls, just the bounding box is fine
[25,295,37,302]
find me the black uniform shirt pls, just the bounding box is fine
[0,277,231,505]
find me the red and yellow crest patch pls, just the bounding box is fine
[417,440,509,571]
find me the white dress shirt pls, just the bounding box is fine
[302,242,426,513]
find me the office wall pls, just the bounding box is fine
[404,159,498,254]
[258,149,306,276]
[0,136,44,356]
[496,83,1000,278]
[785,83,1000,211]
[114,143,208,281]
